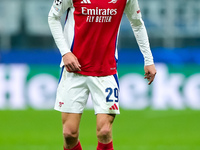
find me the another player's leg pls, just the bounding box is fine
[96,114,115,150]
[62,113,82,150]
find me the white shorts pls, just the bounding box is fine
[54,68,120,114]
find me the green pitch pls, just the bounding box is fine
[0,109,200,150]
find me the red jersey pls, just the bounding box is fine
[49,0,153,76]
[72,0,126,76]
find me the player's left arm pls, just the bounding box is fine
[124,0,156,85]
[144,64,156,85]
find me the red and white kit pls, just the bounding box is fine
[48,0,154,77]
[49,0,154,114]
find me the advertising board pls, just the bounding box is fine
[0,63,199,110]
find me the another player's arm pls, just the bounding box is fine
[124,0,156,85]
[48,0,81,72]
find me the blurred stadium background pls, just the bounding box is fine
[0,0,200,150]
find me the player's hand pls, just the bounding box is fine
[144,64,156,85]
[62,52,81,72]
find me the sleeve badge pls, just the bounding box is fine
[55,0,63,6]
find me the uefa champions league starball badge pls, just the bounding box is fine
[55,0,62,5]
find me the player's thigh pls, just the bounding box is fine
[62,113,82,135]
[55,70,89,113]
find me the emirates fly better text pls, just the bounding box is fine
[81,7,118,23]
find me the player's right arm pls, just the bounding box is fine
[48,0,81,72]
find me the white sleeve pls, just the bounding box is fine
[48,0,72,56]
[124,0,154,66]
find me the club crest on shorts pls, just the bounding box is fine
[55,0,63,5]
[59,102,64,107]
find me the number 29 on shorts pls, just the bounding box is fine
[105,87,119,103]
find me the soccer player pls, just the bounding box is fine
[48,0,156,149]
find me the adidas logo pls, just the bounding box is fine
[109,104,119,110]
[81,0,91,4]
[108,0,117,3]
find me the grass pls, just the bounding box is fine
[0,109,200,150]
